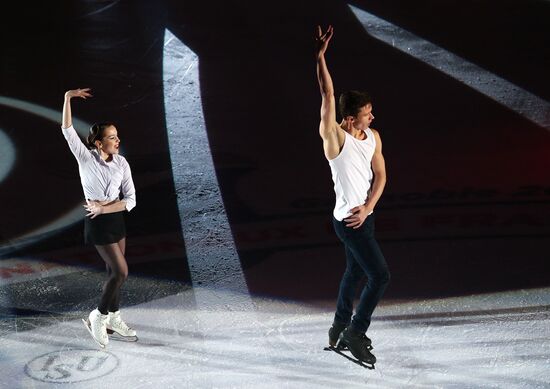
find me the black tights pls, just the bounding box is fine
[96,238,128,315]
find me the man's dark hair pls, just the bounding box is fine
[338,90,372,118]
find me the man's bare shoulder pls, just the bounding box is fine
[319,120,344,138]
[370,127,382,139]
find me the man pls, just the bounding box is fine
[316,25,390,365]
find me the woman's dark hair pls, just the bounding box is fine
[339,90,372,118]
[87,122,115,149]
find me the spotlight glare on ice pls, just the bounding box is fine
[162,29,253,309]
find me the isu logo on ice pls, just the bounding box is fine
[25,349,119,383]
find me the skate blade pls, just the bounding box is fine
[324,346,375,370]
[106,328,138,342]
[109,333,138,342]
[82,319,106,349]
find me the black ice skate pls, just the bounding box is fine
[338,327,376,366]
[324,345,375,369]
[328,322,347,348]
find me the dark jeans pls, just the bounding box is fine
[333,213,390,334]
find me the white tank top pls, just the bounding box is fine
[328,128,376,221]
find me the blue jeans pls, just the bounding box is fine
[332,213,390,333]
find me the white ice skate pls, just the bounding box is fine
[106,311,138,342]
[82,308,109,348]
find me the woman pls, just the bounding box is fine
[61,88,137,348]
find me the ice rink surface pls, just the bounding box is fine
[1,2,550,388]
[1,284,549,388]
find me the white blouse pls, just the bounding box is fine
[62,125,136,212]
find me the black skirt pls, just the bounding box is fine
[84,211,126,245]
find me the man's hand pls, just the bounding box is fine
[315,25,333,58]
[84,200,103,219]
[344,204,373,229]
[64,88,92,100]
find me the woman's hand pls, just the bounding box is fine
[84,200,104,219]
[65,88,92,100]
[62,88,92,129]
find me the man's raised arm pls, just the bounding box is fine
[316,25,336,131]
[316,26,343,160]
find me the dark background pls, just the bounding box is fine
[1,0,549,302]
